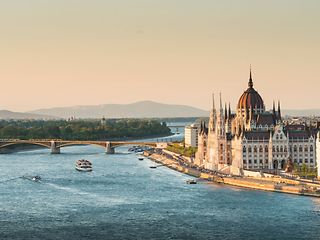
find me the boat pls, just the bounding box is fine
[186,179,197,184]
[150,166,157,169]
[138,157,144,161]
[75,159,93,172]
[32,176,41,182]
[22,175,42,182]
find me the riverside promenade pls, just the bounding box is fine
[145,150,320,198]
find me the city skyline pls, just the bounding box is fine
[0,1,319,112]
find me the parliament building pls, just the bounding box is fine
[195,70,319,175]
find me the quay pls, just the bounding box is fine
[145,149,320,198]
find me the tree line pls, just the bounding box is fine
[0,119,171,140]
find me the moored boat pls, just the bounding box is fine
[75,159,92,172]
[186,179,197,184]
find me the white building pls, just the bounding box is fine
[196,69,319,176]
[185,124,199,147]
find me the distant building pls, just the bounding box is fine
[185,124,199,147]
[101,116,107,126]
[196,69,318,176]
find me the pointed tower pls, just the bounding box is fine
[273,100,276,114]
[225,102,232,134]
[205,92,227,170]
[278,101,282,121]
[248,67,253,88]
[224,103,228,121]
[217,93,225,137]
[209,93,217,132]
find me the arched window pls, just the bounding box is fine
[259,146,263,153]
[243,146,246,153]
[299,146,303,152]
[305,146,308,152]
[294,145,297,152]
[284,147,287,152]
[276,146,279,152]
[248,146,252,153]
[272,146,275,153]
[310,146,314,152]
[280,146,283,152]
[265,146,268,152]
[254,146,257,153]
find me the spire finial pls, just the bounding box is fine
[273,100,276,113]
[248,65,253,88]
[278,100,281,120]
[212,92,215,110]
[225,103,228,119]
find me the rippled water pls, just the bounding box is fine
[1,145,320,240]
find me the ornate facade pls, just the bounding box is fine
[195,70,317,175]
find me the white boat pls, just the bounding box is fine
[75,159,92,172]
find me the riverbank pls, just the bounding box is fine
[146,150,320,198]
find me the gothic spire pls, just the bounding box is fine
[225,103,228,119]
[228,102,231,118]
[278,100,281,120]
[273,100,276,113]
[248,66,253,88]
[209,93,216,132]
[212,92,215,111]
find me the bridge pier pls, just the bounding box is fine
[105,141,115,154]
[50,141,60,154]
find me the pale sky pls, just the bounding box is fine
[0,0,319,112]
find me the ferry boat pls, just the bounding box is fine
[75,159,92,172]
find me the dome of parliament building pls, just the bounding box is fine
[237,70,265,113]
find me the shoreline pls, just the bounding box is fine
[145,150,320,198]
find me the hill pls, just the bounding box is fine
[0,110,56,120]
[28,101,209,119]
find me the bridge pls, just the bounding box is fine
[166,125,185,133]
[0,139,167,154]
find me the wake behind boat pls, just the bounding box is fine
[75,159,92,172]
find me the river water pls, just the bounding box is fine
[1,136,320,239]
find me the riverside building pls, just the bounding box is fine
[195,69,318,176]
[185,124,199,147]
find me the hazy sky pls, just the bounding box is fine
[0,0,319,112]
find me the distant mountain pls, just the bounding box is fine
[28,101,209,119]
[0,110,56,120]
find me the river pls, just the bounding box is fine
[1,132,320,239]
